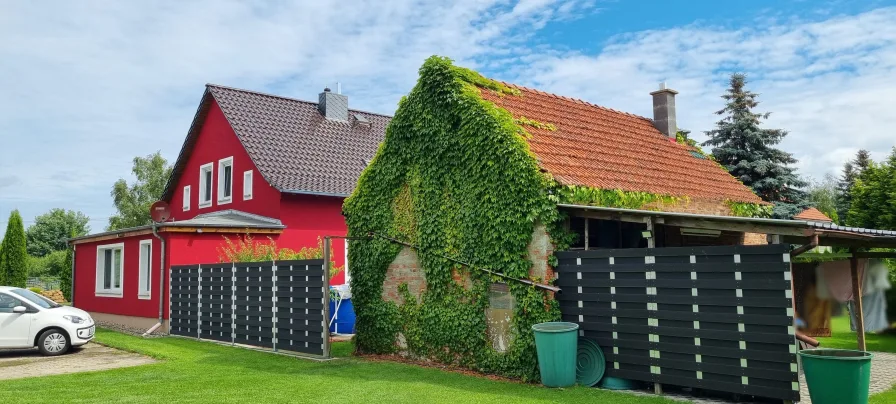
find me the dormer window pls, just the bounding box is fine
[199,163,213,208]
[218,157,233,204]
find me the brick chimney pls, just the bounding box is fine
[318,87,349,121]
[650,83,678,139]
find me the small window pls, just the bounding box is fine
[138,240,152,299]
[199,163,213,208]
[218,157,234,204]
[96,243,124,297]
[183,185,191,211]
[243,170,253,200]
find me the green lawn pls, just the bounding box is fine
[0,329,675,404]
[816,316,896,404]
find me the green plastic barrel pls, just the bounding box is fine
[799,349,873,404]
[533,322,579,387]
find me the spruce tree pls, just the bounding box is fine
[703,73,808,218]
[0,210,28,287]
[848,148,896,229]
[836,161,857,222]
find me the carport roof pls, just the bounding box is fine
[559,203,896,249]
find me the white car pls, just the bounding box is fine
[0,286,95,355]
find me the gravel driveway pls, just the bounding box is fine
[0,342,156,380]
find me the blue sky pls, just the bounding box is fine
[2,0,895,236]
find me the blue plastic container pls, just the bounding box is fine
[328,298,356,334]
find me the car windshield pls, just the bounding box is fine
[9,288,60,309]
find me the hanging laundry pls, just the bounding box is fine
[816,259,867,302]
[848,260,891,333]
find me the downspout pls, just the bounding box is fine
[143,223,166,337]
[70,244,76,307]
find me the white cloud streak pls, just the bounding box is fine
[0,2,893,234]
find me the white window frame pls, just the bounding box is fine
[183,185,191,212]
[138,240,152,299]
[243,170,253,200]
[95,243,124,297]
[344,238,350,285]
[217,157,234,205]
[199,162,214,208]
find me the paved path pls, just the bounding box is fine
[0,342,155,380]
[625,351,896,403]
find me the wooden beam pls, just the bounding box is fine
[661,217,810,238]
[162,227,283,234]
[70,229,154,245]
[853,251,896,259]
[850,249,866,351]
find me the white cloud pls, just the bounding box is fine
[0,2,894,234]
[505,7,896,182]
[0,0,577,233]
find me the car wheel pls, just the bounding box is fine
[38,329,70,356]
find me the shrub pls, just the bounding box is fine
[28,286,42,294]
[216,235,343,279]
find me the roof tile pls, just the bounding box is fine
[480,84,763,203]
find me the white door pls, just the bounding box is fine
[0,293,33,348]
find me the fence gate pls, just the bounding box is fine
[555,244,798,402]
[169,259,329,357]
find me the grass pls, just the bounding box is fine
[0,329,675,404]
[816,316,896,404]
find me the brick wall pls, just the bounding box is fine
[381,247,426,304]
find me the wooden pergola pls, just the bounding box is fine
[559,203,896,351]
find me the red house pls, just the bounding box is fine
[69,85,389,333]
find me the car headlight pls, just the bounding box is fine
[63,315,85,324]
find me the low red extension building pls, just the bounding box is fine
[69,85,389,332]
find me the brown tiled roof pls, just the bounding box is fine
[795,207,833,222]
[478,84,763,204]
[162,85,391,200]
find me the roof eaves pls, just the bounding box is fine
[280,189,351,198]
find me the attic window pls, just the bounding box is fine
[199,163,213,208]
[218,157,233,204]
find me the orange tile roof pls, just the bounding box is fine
[794,207,833,222]
[479,84,763,204]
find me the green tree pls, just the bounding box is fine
[0,210,28,287]
[60,242,73,301]
[108,151,172,231]
[703,73,808,219]
[836,149,873,220]
[806,174,840,223]
[25,208,89,257]
[25,250,69,278]
[848,148,896,229]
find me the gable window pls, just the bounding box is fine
[218,157,234,204]
[199,163,213,208]
[243,170,253,200]
[183,185,191,211]
[96,243,124,297]
[138,240,152,299]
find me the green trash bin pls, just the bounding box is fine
[532,322,579,387]
[799,349,873,404]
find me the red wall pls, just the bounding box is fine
[278,193,348,285]
[167,99,281,221]
[73,234,163,319]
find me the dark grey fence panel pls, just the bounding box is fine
[170,265,200,337]
[275,260,327,356]
[234,262,275,349]
[200,264,233,343]
[555,244,797,402]
[168,259,328,357]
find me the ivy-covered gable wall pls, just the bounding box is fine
[343,56,561,380]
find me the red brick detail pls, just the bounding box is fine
[382,247,426,304]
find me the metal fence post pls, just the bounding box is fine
[272,261,278,352]
[197,264,202,340]
[231,262,236,346]
[323,236,331,358]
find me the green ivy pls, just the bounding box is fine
[344,56,561,381]
[556,184,683,210]
[726,200,773,218]
[514,116,557,132]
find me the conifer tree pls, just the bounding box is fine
[703,73,808,218]
[0,210,28,287]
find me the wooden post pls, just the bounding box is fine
[849,248,866,351]
[646,217,661,395]
[323,236,332,358]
